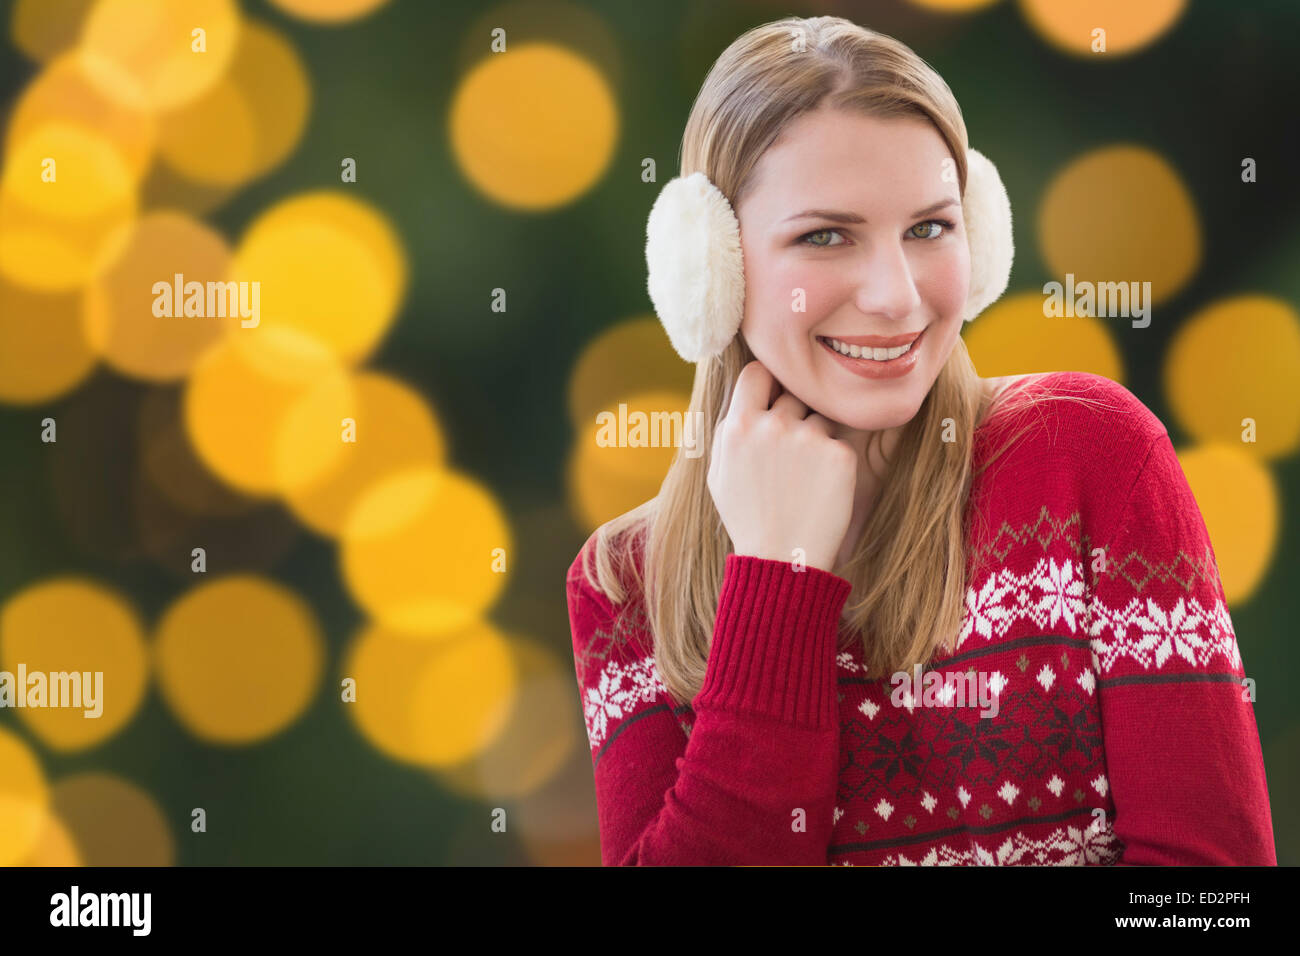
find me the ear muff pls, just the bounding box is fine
[645,147,1014,364]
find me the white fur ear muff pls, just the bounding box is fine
[645,147,1014,364]
[960,148,1014,324]
[644,172,745,363]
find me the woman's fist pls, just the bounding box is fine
[706,361,858,573]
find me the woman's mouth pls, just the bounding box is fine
[816,329,925,380]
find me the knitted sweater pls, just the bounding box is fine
[566,371,1276,866]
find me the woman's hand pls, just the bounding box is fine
[706,360,858,573]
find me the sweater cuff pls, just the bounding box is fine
[694,553,852,728]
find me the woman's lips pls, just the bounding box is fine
[817,327,925,380]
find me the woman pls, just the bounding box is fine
[566,15,1275,866]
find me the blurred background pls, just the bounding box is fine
[0,0,1296,866]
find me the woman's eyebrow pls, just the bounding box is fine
[781,197,959,224]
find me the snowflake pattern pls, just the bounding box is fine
[948,557,1240,675]
[866,819,1122,866]
[581,655,667,753]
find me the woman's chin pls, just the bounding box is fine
[816,392,925,433]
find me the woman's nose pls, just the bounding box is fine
[853,239,922,322]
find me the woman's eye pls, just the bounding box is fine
[800,228,845,247]
[908,220,950,240]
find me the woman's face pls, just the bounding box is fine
[734,107,970,432]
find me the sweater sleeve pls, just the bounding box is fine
[1086,433,1277,865]
[567,547,852,865]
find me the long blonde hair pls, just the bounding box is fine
[579,15,1107,707]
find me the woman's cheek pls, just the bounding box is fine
[746,261,805,344]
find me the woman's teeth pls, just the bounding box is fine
[820,336,914,361]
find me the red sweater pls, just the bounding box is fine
[566,371,1277,866]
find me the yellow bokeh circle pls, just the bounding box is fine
[1,121,134,219]
[268,0,391,23]
[1176,443,1278,604]
[277,371,448,537]
[184,325,350,495]
[157,19,310,187]
[16,810,82,866]
[6,51,155,180]
[232,192,407,364]
[0,577,149,751]
[343,619,517,767]
[1164,295,1300,460]
[0,727,49,866]
[1038,145,1200,306]
[340,467,513,636]
[50,772,174,865]
[568,388,699,533]
[1019,0,1187,57]
[154,575,324,744]
[963,291,1125,382]
[909,0,1003,9]
[567,316,694,429]
[78,0,241,112]
[83,211,234,382]
[11,0,97,63]
[434,636,577,801]
[450,42,619,210]
[0,276,97,404]
[0,124,137,293]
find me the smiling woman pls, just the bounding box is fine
[567,14,1275,867]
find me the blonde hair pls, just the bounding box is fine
[579,15,1108,707]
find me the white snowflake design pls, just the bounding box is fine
[582,655,668,753]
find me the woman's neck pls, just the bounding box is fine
[827,419,904,573]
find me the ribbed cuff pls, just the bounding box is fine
[694,554,852,728]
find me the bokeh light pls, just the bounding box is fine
[1018,0,1187,57]
[909,0,1003,10]
[78,0,241,112]
[0,122,137,292]
[16,810,82,866]
[184,326,350,495]
[50,772,174,865]
[1038,145,1201,306]
[568,388,692,533]
[0,577,149,750]
[0,274,97,404]
[433,636,577,800]
[231,191,407,364]
[11,0,97,63]
[567,316,694,429]
[963,291,1125,381]
[449,42,618,210]
[138,386,268,518]
[340,466,513,635]
[83,211,234,381]
[268,0,392,24]
[156,18,310,188]
[277,371,448,538]
[1176,443,1279,605]
[5,51,155,180]
[1164,296,1300,460]
[343,619,517,767]
[154,575,324,744]
[0,727,48,866]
